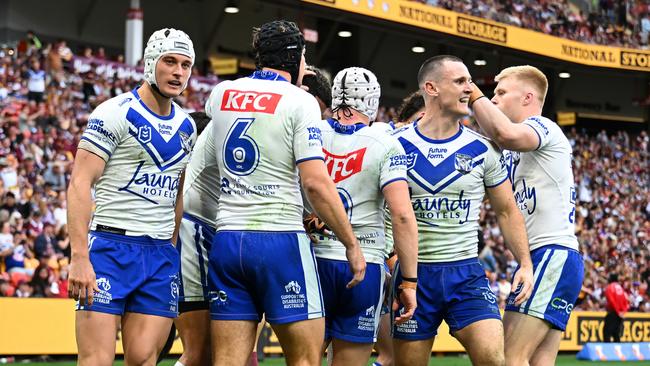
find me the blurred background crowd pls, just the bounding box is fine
[0,27,648,315]
[412,0,650,49]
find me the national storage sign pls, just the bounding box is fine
[302,0,650,72]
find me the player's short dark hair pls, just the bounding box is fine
[189,111,211,135]
[608,273,619,283]
[417,55,463,87]
[397,90,425,123]
[302,66,331,108]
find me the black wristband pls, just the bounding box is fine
[387,251,396,259]
[469,95,487,107]
[402,277,418,283]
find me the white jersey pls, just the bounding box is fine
[78,89,196,239]
[387,122,508,262]
[205,70,323,231]
[183,121,219,227]
[504,116,579,251]
[312,118,407,264]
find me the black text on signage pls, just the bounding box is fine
[620,51,650,69]
[456,17,507,44]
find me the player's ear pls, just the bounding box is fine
[522,92,534,106]
[424,81,438,97]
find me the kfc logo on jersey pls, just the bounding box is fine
[324,147,367,183]
[221,90,282,114]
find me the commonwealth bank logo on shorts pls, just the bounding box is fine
[281,281,306,309]
[94,277,112,305]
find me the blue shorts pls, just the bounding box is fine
[177,213,215,304]
[506,245,584,331]
[318,258,384,343]
[208,231,324,324]
[392,258,501,341]
[77,231,180,318]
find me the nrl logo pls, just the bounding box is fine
[454,153,474,174]
[138,125,152,144]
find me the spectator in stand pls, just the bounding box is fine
[604,273,630,342]
[25,59,46,103]
[43,163,66,191]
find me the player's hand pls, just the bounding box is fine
[468,81,485,107]
[68,255,99,306]
[510,264,534,306]
[299,69,316,90]
[303,213,332,244]
[345,244,366,289]
[393,288,417,324]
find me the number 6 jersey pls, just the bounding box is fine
[205,70,324,232]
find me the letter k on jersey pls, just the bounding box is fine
[324,148,366,183]
[221,90,282,114]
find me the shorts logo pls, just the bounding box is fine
[481,287,497,304]
[138,125,152,144]
[323,147,366,183]
[170,280,179,299]
[94,277,113,305]
[551,297,574,315]
[218,290,228,302]
[221,90,282,114]
[454,153,474,174]
[365,305,375,317]
[284,281,302,294]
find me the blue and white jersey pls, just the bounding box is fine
[312,118,407,265]
[504,116,579,251]
[387,122,508,262]
[205,70,323,232]
[78,89,196,239]
[183,121,219,227]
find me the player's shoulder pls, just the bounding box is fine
[461,125,501,152]
[523,115,560,135]
[92,91,136,116]
[390,123,415,138]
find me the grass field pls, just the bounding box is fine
[15,355,650,365]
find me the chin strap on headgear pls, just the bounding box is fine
[253,20,305,85]
[143,28,195,97]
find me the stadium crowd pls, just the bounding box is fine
[412,0,650,49]
[0,37,648,314]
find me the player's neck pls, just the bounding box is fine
[516,105,543,123]
[262,67,292,83]
[417,109,461,140]
[336,110,369,126]
[137,83,172,117]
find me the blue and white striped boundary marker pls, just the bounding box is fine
[577,342,650,361]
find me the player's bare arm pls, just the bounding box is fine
[383,180,418,324]
[486,179,534,305]
[469,83,539,152]
[298,159,366,288]
[67,149,106,306]
[171,171,185,246]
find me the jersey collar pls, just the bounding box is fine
[327,118,367,135]
[249,70,288,82]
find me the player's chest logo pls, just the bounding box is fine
[137,125,152,144]
[323,147,367,183]
[454,153,474,174]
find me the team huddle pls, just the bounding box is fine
[66,20,584,366]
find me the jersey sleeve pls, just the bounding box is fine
[77,101,126,162]
[379,135,408,190]
[484,142,509,188]
[293,94,324,164]
[523,116,553,150]
[204,84,222,119]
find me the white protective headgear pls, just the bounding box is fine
[331,67,381,121]
[143,28,195,91]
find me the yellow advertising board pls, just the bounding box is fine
[3,298,650,355]
[301,0,650,72]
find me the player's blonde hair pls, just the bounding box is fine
[495,65,548,104]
